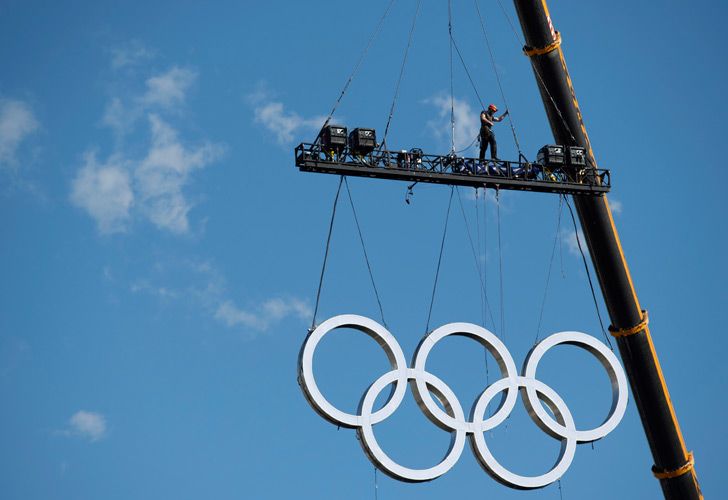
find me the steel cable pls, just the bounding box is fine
[381,0,422,149]
[311,176,345,331]
[343,177,388,329]
[563,194,613,350]
[425,186,455,334]
[321,0,397,130]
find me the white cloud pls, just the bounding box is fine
[70,152,133,234]
[609,198,623,215]
[69,410,106,442]
[426,94,479,152]
[563,228,586,257]
[249,89,327,145]
[142,66,197,109]
[0,98,39,168]
[215,297,312,332]
[110,40,154,70]
[135,114,224,234]
[124,258,310,336]
[74,61,224,235]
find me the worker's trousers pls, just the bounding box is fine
[479,130,497,161]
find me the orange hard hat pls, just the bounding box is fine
[488,104,498,112]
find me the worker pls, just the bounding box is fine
[479,104,509,161]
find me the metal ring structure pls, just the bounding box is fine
[298,314,629,489]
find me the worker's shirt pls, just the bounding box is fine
[480,110,496,133]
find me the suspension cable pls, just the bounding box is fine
[321,0,397,131]
[475,189,486,328]
[447,0,456,153]
[534,196,563,344]
[425,186,455,334]
[481,187,490,384]
[494,0,578,145]
[381,0,422,149]
[311,176,345,331]
[343,177,388,328]
[562,194,613,349]
[449,35,484,110]
[496,189,506,342]
[455,187,497,330]
[474,0,524,157]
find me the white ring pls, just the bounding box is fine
[521,331,629,443]
[358,368,467,482]
[411,322,519,433]
[298,314,408,428]
[470,377,577,489]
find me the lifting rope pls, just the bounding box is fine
[496,189,506,342]
[562,194,613,349]
[534,196,563,344]
[425,186,455,334]
[344,177,388,328]
[310,176,387,331]
[321,0,396,132]
[455,187,498,331]
[311,177,344,331]
[381,0,422,150]
[494,0,578,145]
[474,0,524,158]
[447,0,456,153]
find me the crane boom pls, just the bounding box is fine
[511,1,702,498]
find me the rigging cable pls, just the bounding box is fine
[493,0,578,145]
[425,186,455,334]
[481,187,491,385]
[380,0,423,149]
[534,196,563,344]
[473,0,524,158]
[449,34,485,110]
[321,0,397,130]
[447,0,456,153]
[474,188,490,384]
[343,177,388,328]
[496,189,506,342]
[455,187,498,330]
[311,176,344,331]
[475,190,486,328]
[562,194,613,350]
[373,467,379,500]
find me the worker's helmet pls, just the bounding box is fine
[488,104,498,112]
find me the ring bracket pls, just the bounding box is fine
[609,310,649,338]
[523,32,562,57]
[652,452,695,480]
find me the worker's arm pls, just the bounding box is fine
[493,110,509,122]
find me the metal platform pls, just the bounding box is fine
[295,143,610,195]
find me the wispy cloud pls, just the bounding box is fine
[73,60,223,235]
[0,98,39,169]
[609,198,623,215]
[110,40,155,70]
[67,410,107,442]
[70,152,133,234]
[215,297,311,331]
[563,228,586,257]
[248,87,327,145]
[135,114,224,234]
[142,66,197,109]
[127,258,310,336]
[425,94,479,152]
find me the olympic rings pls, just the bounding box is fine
[298,314,628,489]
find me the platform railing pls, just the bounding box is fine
[295,142,610,194]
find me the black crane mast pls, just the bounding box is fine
[512,1,702,498]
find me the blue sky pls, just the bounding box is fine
[1,0,726,498]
